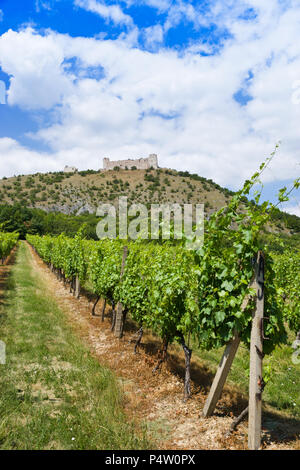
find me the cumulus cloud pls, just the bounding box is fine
[285,204,300,217]
[164,1,205,32]
[0,80,5,104]
[74,0,134,27]
[0,1,299,206]
[0,28,73,110]
[143,24,164,48]
[0,138,59,176]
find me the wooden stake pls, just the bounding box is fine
[75,275,80,299]
[202,332,241,417]
[248,251,264,450]
[101,298,106,321]
[202,277,256,418]
[114,246,128,338]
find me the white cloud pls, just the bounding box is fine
[74,0,134,27]
[129,0,172,13]
[0,80,5,104]
[123,0,171,12]
[0,28,73,110]
[164,1,205,32]
[0,138,59,176]
[0,2,299,194]
[35,0,51,12]
[143,24,164,48]
[285,204,300,217]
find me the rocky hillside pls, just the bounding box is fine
[0,167,233,217]
[0,167,298,235]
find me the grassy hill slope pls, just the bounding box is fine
[0,167,299,236]
[0,167,232,215]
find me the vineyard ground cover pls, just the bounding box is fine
[0,242,151,450]
[26,241,300,450]
[192,336,300,419]
[0,245,17,313]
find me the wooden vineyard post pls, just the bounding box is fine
[202,332,241,417]
[75,275,80,299]
[114,246,128,338]
[202,277,256,418]
[101,298,106,322]
[248,251,265,450]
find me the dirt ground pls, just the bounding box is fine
[21,243,300,450]
[0,247,17,304]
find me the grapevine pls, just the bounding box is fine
[26,155,299,398]
[0,230,19,263]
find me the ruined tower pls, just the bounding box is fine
[102,154,158,171]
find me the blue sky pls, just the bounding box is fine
[0,0,231,48]
[0,0,299,214]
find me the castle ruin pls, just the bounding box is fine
[103,154,158,171]
[64,165,78,173]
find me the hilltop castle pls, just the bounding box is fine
[64,165,78,173]
[103,154,158,171]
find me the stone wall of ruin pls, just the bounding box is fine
[103,154,158,170]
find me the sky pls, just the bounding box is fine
[0,0,299,215]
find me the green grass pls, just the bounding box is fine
[194,336,300,418]
[0,242,151,450]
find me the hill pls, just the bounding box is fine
[0,167,233,215]
[0,167,299,236]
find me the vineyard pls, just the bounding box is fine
[26,232,300,370]
[3,0,300,454]
[23,164,300,449]
[273,251,300,340]
[0,161,299,451]
[26,166,300,359]
[0,231,19,263]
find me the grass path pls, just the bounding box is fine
[0,242,150,450]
